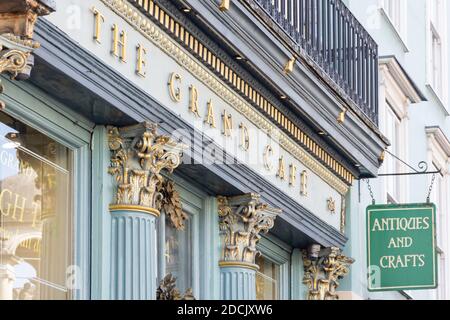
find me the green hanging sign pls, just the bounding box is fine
[367,203,437,292]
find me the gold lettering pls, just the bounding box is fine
[239,123,249,151]
[111,24,127,62]
[92,7,105,44]
[204,99,216,128]
[222,110,233,137]
[277,156,286,180]
[168,73,182,102]
[189,85,201,117]
[31,201,40,229]
[263,145,274,171]
[12,193,26,222]
[289,164,297,186]
[0,189,13,217]
[33,239,41,255]
[300,170,308,196]
[136,44,147,77]
[21,238,31,250]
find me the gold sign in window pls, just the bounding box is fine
[256,255,280,300]
[0,112,72,300]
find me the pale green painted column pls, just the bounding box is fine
[106,123,183,300]
[291,249,306,300]
[220,266,257,300]
[110,207,159,300]
[217,194,281,300]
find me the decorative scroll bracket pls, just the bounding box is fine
[0,0,56,108]
[108,122,184,216]
[302,244,354,300]
[218,193,281,270]
[375,151,441,177]
[366,158,441,204]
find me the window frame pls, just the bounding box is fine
[425,127,450,300]
[156,174,212,298]
[256,235,291,300]
[379,0,408,51]
[379,59,414,206]
[1,77,93,300]
[426,0,449,110]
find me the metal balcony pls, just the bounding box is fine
[248,0,379,125]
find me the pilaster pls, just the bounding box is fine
[217,194,281,300]
[107,122,183,300]
[302,245,354,300]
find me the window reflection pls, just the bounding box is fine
[0,113,72,300]
[256,255,280,300]
[164,213,192,293]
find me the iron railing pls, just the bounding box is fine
[253,0,379,125]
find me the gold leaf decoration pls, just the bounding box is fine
[107,123,184,210]
[156,274,195,300]
[157,180,188,230]
[302,246,354,300]
[217,194,281,266]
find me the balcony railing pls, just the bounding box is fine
[251,0,379,125]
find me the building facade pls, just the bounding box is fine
[341,0,450,300]
[1,0,390,300]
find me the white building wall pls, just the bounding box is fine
[342,0,450,300]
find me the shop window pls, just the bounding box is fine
[256,255,281,300]
[163,212,193,293]
[255,236,291,300]
[157,183,202,297]
[0,112,72,300]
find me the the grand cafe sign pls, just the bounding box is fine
[45,0,352,231]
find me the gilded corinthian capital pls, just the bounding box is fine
[108,122,184,216]
[218,194,281,270]
[302,245,354,300]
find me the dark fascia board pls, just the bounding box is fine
[32,18,347,248]
[40,0,56,11]
[178,0,389,177]
[379,55,427,103]
[142,0,359,179]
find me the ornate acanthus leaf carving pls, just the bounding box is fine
[218,194,281,266]
[108,122,184,211]
[302,245,354,300]
[156,274,196,300]
[156,179,188,230]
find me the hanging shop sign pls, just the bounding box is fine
[366,203,437,292]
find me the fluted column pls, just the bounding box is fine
[217,194,281,300]
[302,245,354,300]
[107,122,183,300]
